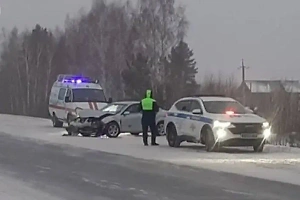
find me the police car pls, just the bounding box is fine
[48,74,112,127]
[164,95,272,152]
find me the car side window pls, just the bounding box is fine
[126,104,140,114]
[190,100,202,113]
[175,100,191,112]
[58,88,66,100]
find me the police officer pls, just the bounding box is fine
[140,89,159,146]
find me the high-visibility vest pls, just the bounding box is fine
[141,98,155,111]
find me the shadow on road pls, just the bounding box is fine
[162,143,259,154]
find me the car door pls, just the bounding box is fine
[57,88,67,120]
[174,100,192,135]
[120,104,142,133]
[186,100,204,139]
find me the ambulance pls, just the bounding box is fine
[48,74,112,127]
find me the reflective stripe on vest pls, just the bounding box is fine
[141,98,154,110]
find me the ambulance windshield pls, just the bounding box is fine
[72,88,106,102]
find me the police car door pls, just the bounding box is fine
[120,104,142,133]
[186,100,204,139]
[175,100,192,135]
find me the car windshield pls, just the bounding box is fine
[72,88,106,102]
[203,101,246,114]
[100,103,127,114]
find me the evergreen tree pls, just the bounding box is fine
[165,40,199,106]
[122,53,151,99]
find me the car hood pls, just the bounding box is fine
[207,113,267,123]
[78,109,115,118]
[72,102,108,110]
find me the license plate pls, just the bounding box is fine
[241,133,257,138]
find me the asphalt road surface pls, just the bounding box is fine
[0,132,299,200]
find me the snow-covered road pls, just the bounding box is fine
[1,114,300,186]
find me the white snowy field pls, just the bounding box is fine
[1,114,300,186]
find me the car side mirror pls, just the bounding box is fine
[123,111,130,116]
[248,106,258,114]
[108,97,113,103]
[245,107,254,114]
[65,96,70,102]
[253,107,258,114]
[192,109,202,115]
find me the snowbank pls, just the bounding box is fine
[1,114,300,185]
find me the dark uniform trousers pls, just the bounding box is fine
[142,115,157,145]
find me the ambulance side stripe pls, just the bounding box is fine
[49,104,74,112]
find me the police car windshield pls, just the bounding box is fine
[72,89,106,102]
[203,101,246,114]
[101,104,127,114]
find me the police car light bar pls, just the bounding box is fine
[56,74,98,84]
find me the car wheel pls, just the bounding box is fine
[166,124,181,147]
[253,141,264,152]
[130,132,140,136]
[156,121,165,136]
[52,114,63,128]
[105,122,121,138]
[205,129,219,152]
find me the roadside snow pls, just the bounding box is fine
[1,114,300,185]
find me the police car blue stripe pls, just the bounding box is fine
[167,112,213,124]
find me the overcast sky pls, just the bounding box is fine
[0,0,299,82]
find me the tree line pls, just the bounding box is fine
[0,0,198,117]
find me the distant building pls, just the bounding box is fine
[236,80,300,134]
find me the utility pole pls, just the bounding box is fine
[238,59,250,83]
[238,59,250,105]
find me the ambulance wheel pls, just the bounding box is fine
[66,113,73,125]
[52,113,63,128]
[105,122,120,138]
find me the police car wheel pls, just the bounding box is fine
[205,129,219,152]
[105,122,120,138]
[253,141,264,152]
[167,124,180,147]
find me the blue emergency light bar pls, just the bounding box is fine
[56,74,99,84]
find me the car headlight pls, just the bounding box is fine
[213,120,231,128]
[216,129,226,138]
[263,127,271,138]
[262,122,270,128]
